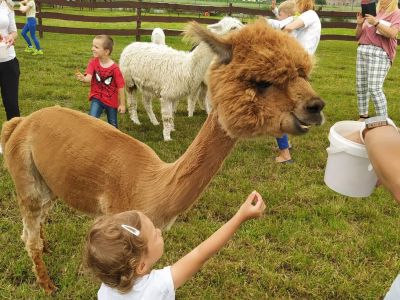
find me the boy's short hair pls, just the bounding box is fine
[278,0,296,16]
[95,35,114,55]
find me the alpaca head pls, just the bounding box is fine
[186,19,325,138]
[207,16,244,35]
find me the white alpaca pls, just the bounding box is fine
[151,27,165,45]
[188,17,245,117]
[120,17,244,141]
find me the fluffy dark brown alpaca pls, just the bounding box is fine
[1,19,324,294]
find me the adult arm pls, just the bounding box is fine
[171,192,265,289]
[365,14,399,39]
[363,126,400,202]
[355,12,365,39]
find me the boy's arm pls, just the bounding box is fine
[118,88,126,113]
[171,192,265,289]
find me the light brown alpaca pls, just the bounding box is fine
[1,20,324,294]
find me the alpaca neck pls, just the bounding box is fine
[156,113,237,226]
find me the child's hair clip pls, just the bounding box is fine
[121,224,140,237]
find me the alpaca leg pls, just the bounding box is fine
[19,196,57,294]
[171,100,178,132]
[172,99,179,114]
[160,98,173,141]
[187,95,195,117]
[142,92,159,125]
[126,87,141,125]
[9,154,57,293]
[40,199,55,254]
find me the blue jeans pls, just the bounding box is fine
[21,17,41,50]
[276,134,289,150]
[89,98,118,128]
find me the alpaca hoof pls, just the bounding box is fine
[43,243,52,254]
[41,280,58,295]
[130,116,141,125]
[188,112,194,117]
[164,137,172,142]
[151,120,160,126]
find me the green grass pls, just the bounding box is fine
[1,16,400,300]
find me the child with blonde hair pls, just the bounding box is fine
[76,35,126,128]
[19,0,42,55]
[85,191,265,299]
[269,0,297,29]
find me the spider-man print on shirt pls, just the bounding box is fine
[85,57,125,108]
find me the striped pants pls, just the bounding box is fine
[356,44,391,117]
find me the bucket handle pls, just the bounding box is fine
[326,146,346,154]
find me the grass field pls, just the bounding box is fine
[0,15,400,300]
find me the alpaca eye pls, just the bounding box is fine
[250,80,272,93]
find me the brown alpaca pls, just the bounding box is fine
[1,20,324,294]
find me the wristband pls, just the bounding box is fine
[359,117,397,144]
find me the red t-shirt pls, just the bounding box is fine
[85,58,125,108]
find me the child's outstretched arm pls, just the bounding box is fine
[171,191,266,289]
[117,88,126,114]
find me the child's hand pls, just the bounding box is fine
[236,191,265,222]
[118,104,126,114]
[75,69,85,82]
[271,0,276,10]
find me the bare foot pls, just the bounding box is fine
[275,148,292,163]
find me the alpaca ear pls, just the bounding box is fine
[185,22,232,65]
[207,23,222,33]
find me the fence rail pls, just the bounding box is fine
[15,0,398,43]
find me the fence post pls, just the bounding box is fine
[136,0,142,41]
[228,2,232,16]
[37,0,43,38]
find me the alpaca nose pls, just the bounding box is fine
[306,98,325,114]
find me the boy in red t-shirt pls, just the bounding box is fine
[76,35,125,128]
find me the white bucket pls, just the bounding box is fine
[324,121,377,197]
